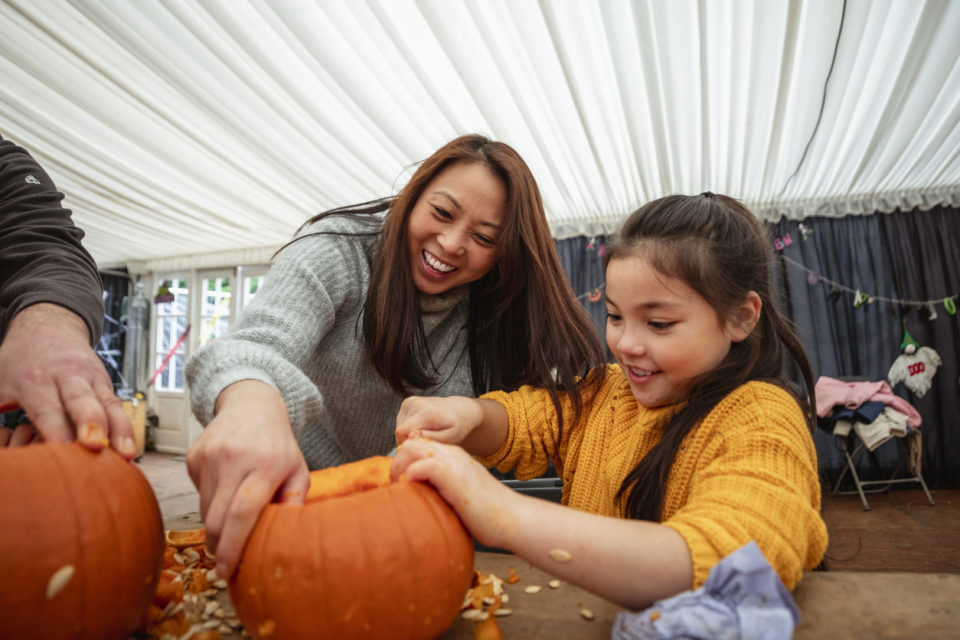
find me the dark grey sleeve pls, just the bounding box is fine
[0,133,104,345]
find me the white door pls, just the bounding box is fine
[148,274,192,453]
[147,266,269,453]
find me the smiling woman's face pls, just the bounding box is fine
[406,161,507,295]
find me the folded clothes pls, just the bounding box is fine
[611,541,799,640]
[854,407,910,451]
[829,400,886,424]
[833,420,853,437]
[814,376,921,427]
[819,400,886,434]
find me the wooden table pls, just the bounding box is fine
[443,552,960,639]
[164,514,960,638]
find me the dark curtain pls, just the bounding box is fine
[555,205,960,489]
[554,234,613,351]
[98,270,131,391]
[772,206,960,489]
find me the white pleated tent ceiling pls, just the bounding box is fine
[2,0,959,271]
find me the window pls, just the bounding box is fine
[154,277,189,392]
[199,276,232,347]
[243,274,264,309]
[238,265,268,313]
[148,266,268,395]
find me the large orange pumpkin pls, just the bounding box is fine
[0,441,164,639]
[230,456,475,639]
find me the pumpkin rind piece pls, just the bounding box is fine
[304,454,392,502]
[164,527,206,549]
[0,442,165,640]
[230,457,475,640]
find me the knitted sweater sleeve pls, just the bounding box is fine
[476,384,582,480]
[660,383,828,590]
[185,219,373,435]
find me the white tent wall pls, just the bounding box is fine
[4,0,960,452]
[2,0,960,271]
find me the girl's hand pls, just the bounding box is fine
[390,438,521,549]
[185,380,310,579]
[393,441,693,611]
[395,395,485,446]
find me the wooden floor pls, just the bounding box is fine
[820,487,960,573]
[136,451,960,574]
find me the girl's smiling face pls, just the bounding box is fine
[407,161,506,295]
[604,254,746,407]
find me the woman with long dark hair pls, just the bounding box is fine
[185,134,606,578]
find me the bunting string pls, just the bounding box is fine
[567,232,958,319]
[576,285,605,302]
[780,254,958,315]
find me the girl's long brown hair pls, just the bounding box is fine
[605,193,816,521]
[293,134,606,428]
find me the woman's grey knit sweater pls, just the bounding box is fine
[185,213,473,469]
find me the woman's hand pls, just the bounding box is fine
[185,380,309,579]
[390,438,521,549]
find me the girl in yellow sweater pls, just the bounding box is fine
[391,193,828,610]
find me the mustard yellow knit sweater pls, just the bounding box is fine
[478,364,828,590]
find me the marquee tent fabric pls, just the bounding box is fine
[1,0,959,270]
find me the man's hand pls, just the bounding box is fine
[0,303,134,457]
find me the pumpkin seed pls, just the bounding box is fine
[45,565,75,599]
[461,609,489,621]
[549,579,562,589]
[494,608,513,617]
[548,548,572,562]
[580,608,595,621]
[524,585,542,594]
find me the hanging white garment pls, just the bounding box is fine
[887,346,942,398]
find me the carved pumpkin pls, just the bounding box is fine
[230,456,475,639]
[0,441,164,639]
